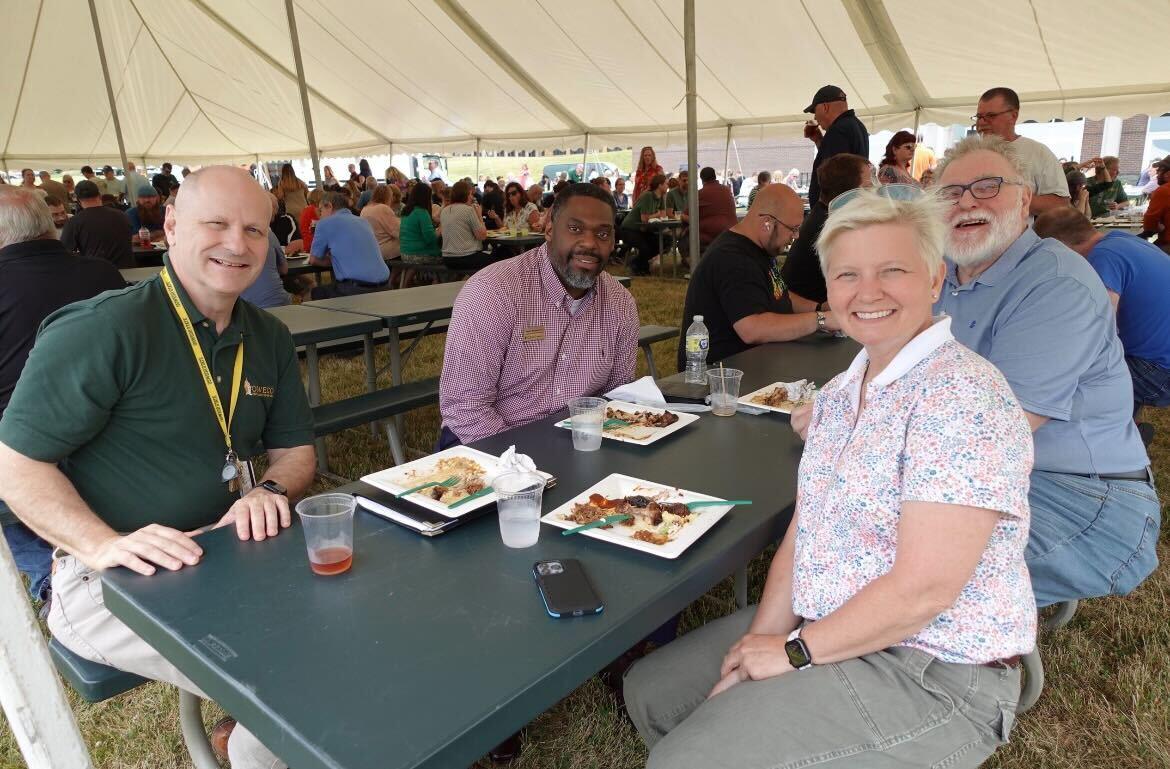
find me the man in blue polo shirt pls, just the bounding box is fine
[1035,207,1170,419]
[308,191,389,299]
[934,135,1160,608]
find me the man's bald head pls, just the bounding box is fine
[733,182,805,257]
[751,182,804,223]
[172,165,268,217]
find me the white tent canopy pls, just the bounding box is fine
[3,0,1169,167]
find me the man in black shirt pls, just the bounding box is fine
[677,184,840,369]
[802,85,869,208]
[0,187,125,600]
[151,162,179,199]
[782,153,873,306]
[60,180,135,267]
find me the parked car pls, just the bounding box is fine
[541,161,620,182]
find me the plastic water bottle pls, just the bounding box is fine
[138,226,150,246]
[684,315,709,384]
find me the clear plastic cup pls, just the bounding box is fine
[567,396,607,451]
[295,493,355,576]
[707,368,744,416]
[493,471,545,548]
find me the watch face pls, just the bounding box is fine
[785,638,812,669]
[262,480,287,496]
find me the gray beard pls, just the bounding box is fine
[946,211,1024,268]
[553,257,597,290]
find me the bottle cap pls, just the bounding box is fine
[694,315,703,322]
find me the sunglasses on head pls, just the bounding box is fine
[828,183,923,213]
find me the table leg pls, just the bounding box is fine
[306,343,328,474]
[389,325,404,436]
[734,565,748,609]
[364,332,377,436]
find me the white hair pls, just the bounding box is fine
[816,189,948,275]
[935,134,1025,181]
[0,187,55,249]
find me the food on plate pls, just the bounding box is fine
[562,492,694,544]
[605,406,680,429]
[749,380,816,410]
[398,456,486,504]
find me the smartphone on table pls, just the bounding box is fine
[533,559,604,618]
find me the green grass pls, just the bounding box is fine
[446,150,633,183]
[2,269,1169,769]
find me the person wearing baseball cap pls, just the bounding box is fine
[60,179,134,267]
[802,85,869,207]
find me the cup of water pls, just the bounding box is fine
[295,493,356,575]
[707,368,744,416]
[493,471,545,548]
[567,396,607,451]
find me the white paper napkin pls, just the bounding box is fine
[495,445,537,478]
[605,376,668,408]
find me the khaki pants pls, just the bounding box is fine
[624,607,1020,769]
[48,555,285,769]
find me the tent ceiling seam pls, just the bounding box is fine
[841,0,928,109]
[311,0,555,136]
[614,0,731,121]
[191,92,308,147]
[798,0,872,112]
[3,0,45,157]
[293,1,458,137]
[1028,0,1065,111]
[647,0,751,117]
[88,23,148,159]
[533,0,659,126]
[126,0,249,156]
[145,94,191,156]
[432,0,584,133]
[186,0,388,144]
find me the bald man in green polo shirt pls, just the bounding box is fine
[0,166,314,768]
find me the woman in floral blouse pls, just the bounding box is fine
[632,145,663,202]
[625,189,1036,769]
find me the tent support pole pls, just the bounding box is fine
[88,0,130,173]
[684,0,699,267]
[582,133,590,178]
[722,124,732,185]
[284,0,322,189]
[913,107,921,137]
[475,138,481,180]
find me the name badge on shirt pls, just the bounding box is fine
[521,325,545,342]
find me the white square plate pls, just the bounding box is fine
[738,382,815,414]
[541,474,732,559]
[362,446,543,519]
[554,400,699,445]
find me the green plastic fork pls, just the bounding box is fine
[397,476,459,498]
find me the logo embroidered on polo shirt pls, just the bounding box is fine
[244,379,275,398]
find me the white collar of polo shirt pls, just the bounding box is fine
[833,316,955,414]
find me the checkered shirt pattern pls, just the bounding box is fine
[439,244,639,443]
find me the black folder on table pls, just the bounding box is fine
[352,481,495,537]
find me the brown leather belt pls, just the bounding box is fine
[982,655,1021,669]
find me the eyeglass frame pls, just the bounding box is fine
[971,108,1016,123]
[827,182,922,213]
[758,212,802,235]
[936,176,1025,204]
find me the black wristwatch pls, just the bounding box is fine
[785,629,814,670]
[256,479,287,496]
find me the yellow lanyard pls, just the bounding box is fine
[161,268,243,456]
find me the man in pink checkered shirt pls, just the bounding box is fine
[439,184,640,446]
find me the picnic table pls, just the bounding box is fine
[644,218,686,277]
[98,334,858,769]
[484,232,545,259]
[263,304,384,473]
